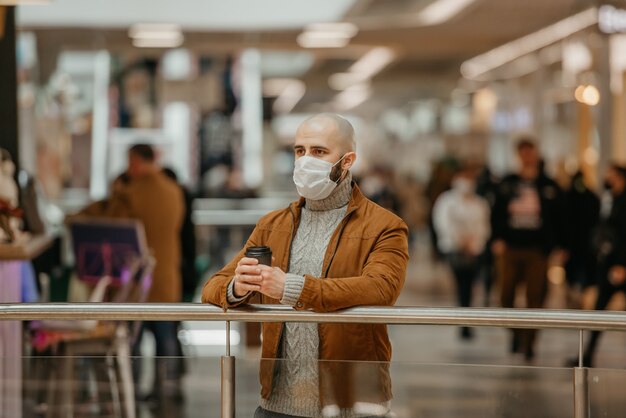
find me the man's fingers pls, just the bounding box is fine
[236,265,262,275]
[236,274,263,283]
[237,257,260,267]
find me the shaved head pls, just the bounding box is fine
[298,113,356,154]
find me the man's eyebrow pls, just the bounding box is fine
[293,144,330,151]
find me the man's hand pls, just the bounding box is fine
[609,265,626,286]
[232,257,263,297]
[258,265,287,300]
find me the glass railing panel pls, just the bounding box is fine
[238,359,574,418]
[19,355,221,418]
[588,367,626,417]
[6,353,621,418]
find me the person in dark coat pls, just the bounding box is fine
[564,171,600,295]
[491,138,568,361]
[162,167,198,301]
[568,164,626,367]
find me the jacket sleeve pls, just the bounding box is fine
[296,220,409,312]
[200,225,263,309]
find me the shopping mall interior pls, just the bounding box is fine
[3,0,626,417]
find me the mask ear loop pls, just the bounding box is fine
[331,153,351,184]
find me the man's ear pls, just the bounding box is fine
[342,152,357,170]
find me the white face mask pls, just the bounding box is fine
[293,155,346,200]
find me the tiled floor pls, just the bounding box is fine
[20,236,626,417]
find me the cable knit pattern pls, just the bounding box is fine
[261,174,353,417]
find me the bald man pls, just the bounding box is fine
[202,113,409,418]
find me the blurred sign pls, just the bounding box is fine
[599,5,626,34]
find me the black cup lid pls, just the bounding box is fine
[245,246,272,255]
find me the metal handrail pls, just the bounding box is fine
[2,303,626,331]
[1,302,610,417]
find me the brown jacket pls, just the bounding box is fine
[78,171,184,303]
[201,183,409,408]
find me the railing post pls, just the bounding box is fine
[221,320,235,418]
[573,329,589,418]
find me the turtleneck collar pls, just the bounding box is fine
[305,171,353,211]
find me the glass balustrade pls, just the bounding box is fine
[4,351,618,417]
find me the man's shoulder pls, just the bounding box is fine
[357,193,407,230]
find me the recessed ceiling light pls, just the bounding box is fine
[419,0,476,26]
[297,20,358,49]
[349,47,395,79]
[129,23,184,48]
[461,8,598,79]
[304,22,358,38]
[296,32,349,48]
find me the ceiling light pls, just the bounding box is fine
[345,0,475,29]
[333,83,370,111]
[599,4,626,34]
[461,8,598,80]
[576,84,600,106]
[133,35,184,49]
[129,23,182,39]
[272,80,306,114]
[419,0,476,26]
[129,23,184,48]
[328,72,362,90]
[304,22,358,38]
[348,47,395,79]
[297,20,358,49]
[574,85,586,102]
[296,32,349,48]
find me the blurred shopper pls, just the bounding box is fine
[491,138,567,361]
[426,158,458,262]
[73,144,185,401]
[568,165,626,367]
[433,165,490,339]
[202,113,409,418]
[360,166,401,214]
[476,166,500,306]
[564,171,600,306]
[162,167,198,302]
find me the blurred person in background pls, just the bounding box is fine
[426,158,459,262]
[202,113,409,418]
[359,166,401,215]
[476,166,500,306]
[564,171,600,308]
[491,138,568,361]
[433,164,490,339]
[162,167,198,302]
[568,164,626,367]
[72,144,185,402]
